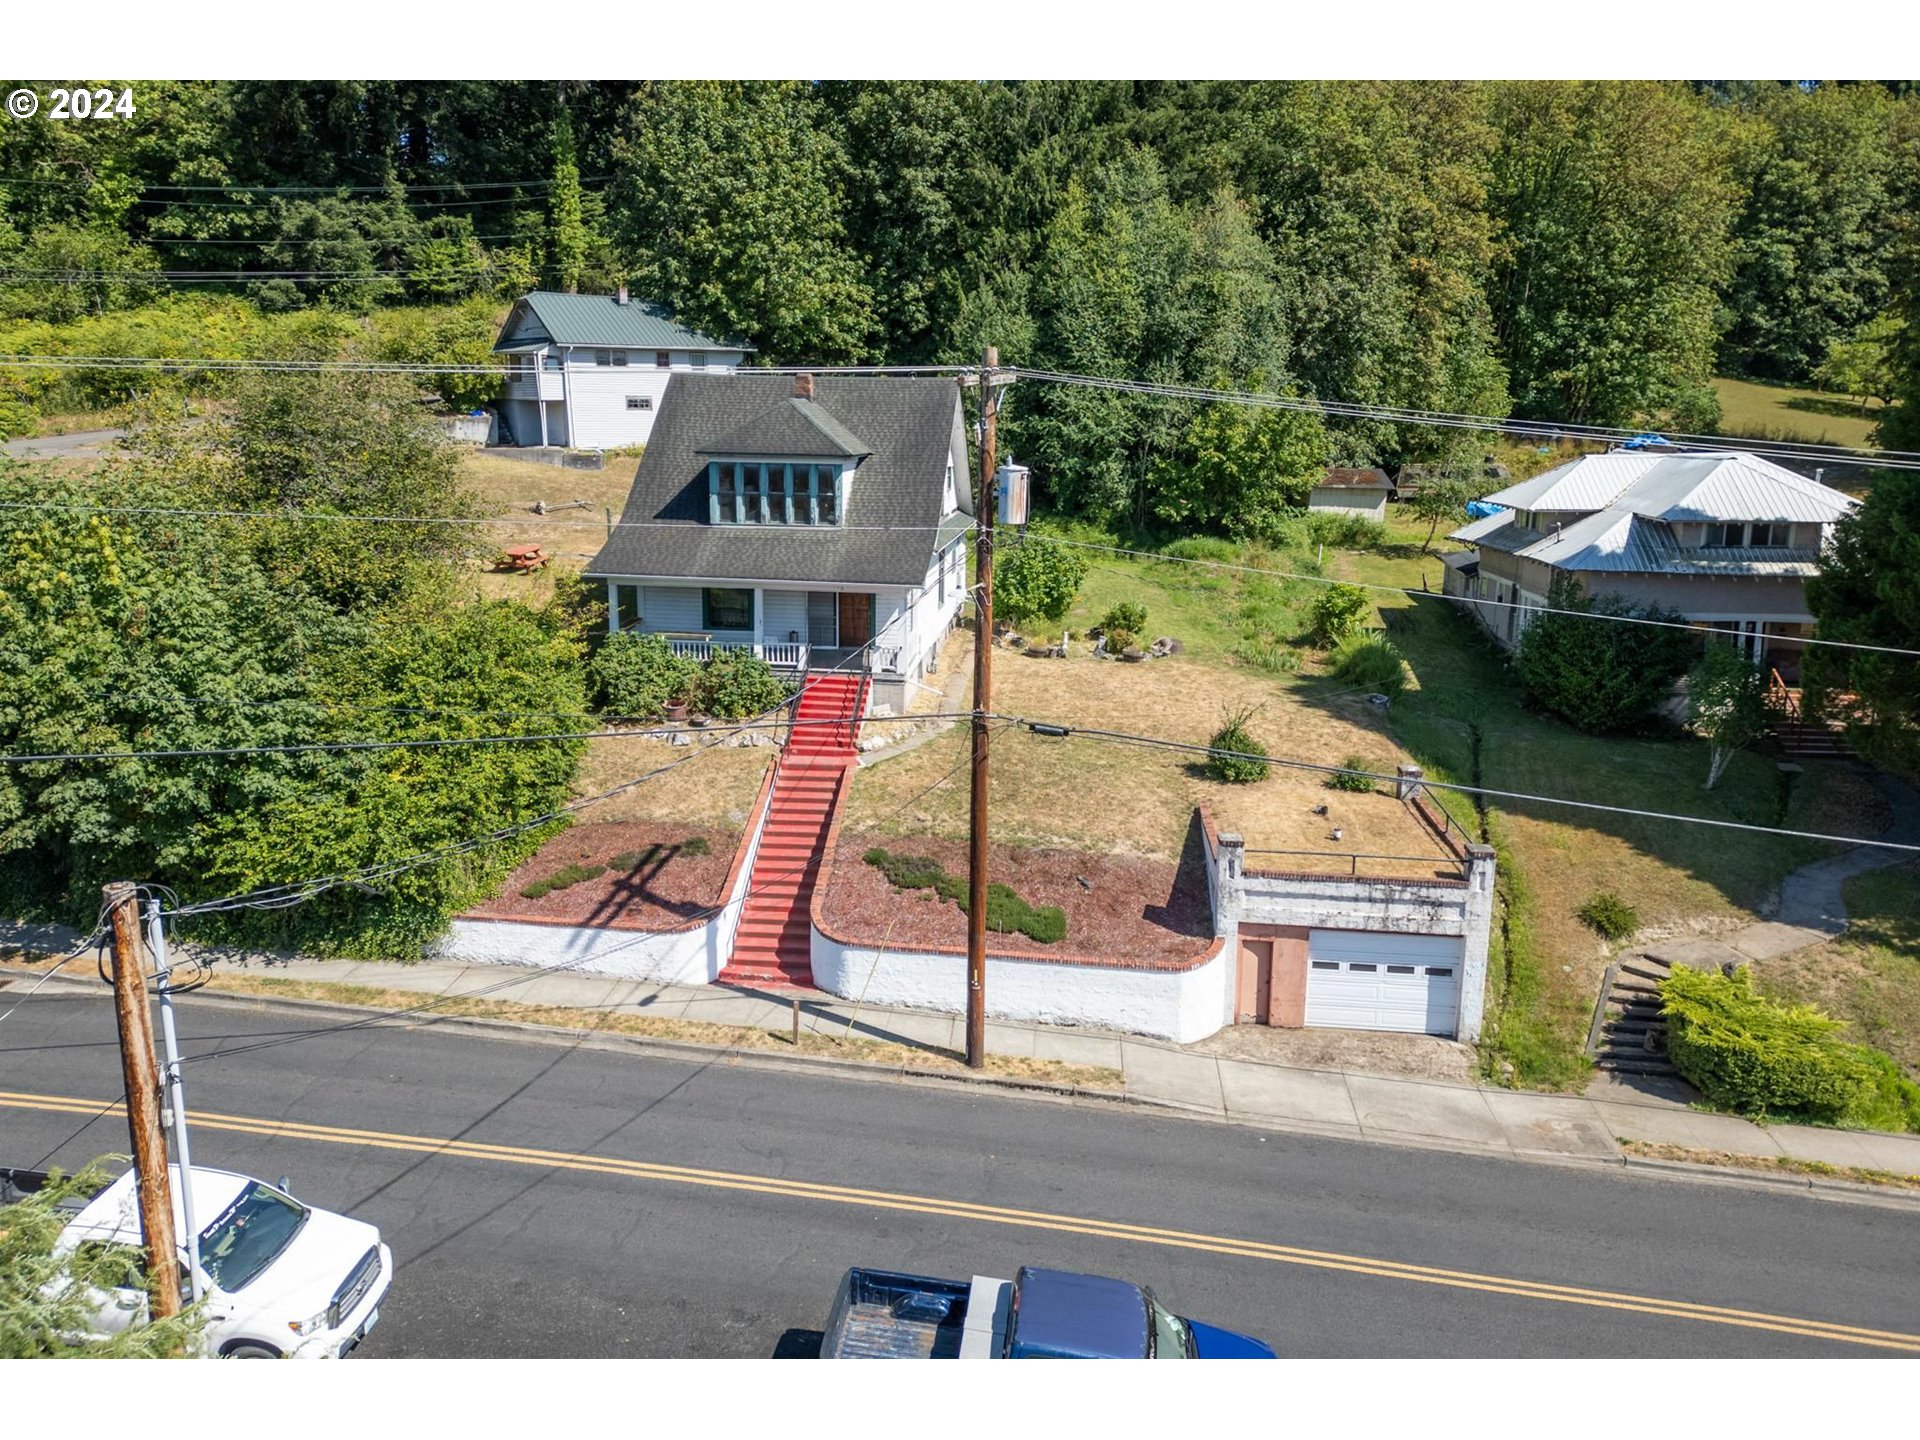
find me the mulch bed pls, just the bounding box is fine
[818,831,1214,967]
[467,821,739,930]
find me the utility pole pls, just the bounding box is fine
[104,882,182,1320]
[965,346,1000,1069]
[148,898,202,1303]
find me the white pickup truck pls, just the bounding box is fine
[8,1163,392,1358]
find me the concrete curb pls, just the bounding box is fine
[10,964,1919,1209]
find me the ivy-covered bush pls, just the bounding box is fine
[1662,965,1920,1132]
[1308,583,1371,645]
[1206,705,1269,784]
[590,632,698,719]
[694,648,793,720]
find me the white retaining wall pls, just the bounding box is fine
[433,915,716,984]
[810,929,1230,1044]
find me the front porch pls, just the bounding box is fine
[652,637,904,676]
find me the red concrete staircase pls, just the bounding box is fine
[719,672,868,989]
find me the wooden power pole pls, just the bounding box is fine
[965,347,1000,1070]
[104,882,183,1320]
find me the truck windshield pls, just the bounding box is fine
[198,1183,308,1292]
[1146,1295,1195,1360]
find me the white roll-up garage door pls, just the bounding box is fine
[1305,930,1464,1036]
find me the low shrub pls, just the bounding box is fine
[1206,704,1269,784]
[1099,601,1148,635]
[520,861,606,900]
[1161,536,1240,564]
[694,648,792,720]
[680,835,711,858]
[861,849,1067,943]
[1578,891,1640,941]
[1231,639,1299,674]
[1325,754,1377,793]
[1303,511,1387,549]
[1100,626,1139,653]
[1308,583,1371,645]
[1329,633,1407,696]
[1661,965,1920,1131]
[590,632,697,720]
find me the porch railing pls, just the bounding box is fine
[1242,848,1470,883]
[662,636,811,671]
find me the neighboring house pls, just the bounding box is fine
[585,372,974,713]
[492,288,750,449]
[1308,467,1392,522]
[1440,449,1857,681]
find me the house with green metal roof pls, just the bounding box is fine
[492,288,751,449]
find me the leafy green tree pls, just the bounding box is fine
[1488,81,1737,428]
[1309,584,1371,645]
[0,224,161,323]
[1815,315,1902,410]
[1,1163,207,1358]
[1804,471,1920,769]
[1407,476,1475,554]
[1687,642,1770,789]
[1514,576,1694,733]
[993,533,1087,631]
[609,82,876,361]
[364,299,503,412]
[547,112,588,294]
[1150,396,1328,538]
[1719,83,1902,383]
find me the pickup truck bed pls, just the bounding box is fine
[821,1268,993,1359]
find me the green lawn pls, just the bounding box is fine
[1711,375,1889,451]
[1757,863,1920,1081]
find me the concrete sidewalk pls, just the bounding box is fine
[188,955,1920,1182]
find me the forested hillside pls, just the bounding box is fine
[3,80,1917,510]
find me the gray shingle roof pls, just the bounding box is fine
[697,397,871,459]
[492,291,750,352]
[587,374,971,588]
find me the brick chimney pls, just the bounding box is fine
[792,372,814,401]
[615,284,630,306]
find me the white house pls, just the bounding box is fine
[585,372,973,714]
[491,289,750,449]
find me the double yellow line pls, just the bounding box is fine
[6,1086,1914,1353]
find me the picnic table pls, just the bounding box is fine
[494,544,548,573]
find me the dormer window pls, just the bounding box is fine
[708,460,844,525]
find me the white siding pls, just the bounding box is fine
[561,348,746,449]
[640,585,705,633]
[762,590,808,645]
[1308,488,1388,521]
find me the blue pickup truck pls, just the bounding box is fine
[821,1265,1274,1359]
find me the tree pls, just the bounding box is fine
[547,112,588,294]
[1815,315,1902,410]
[1309,584,1371,645]
[1719,83,1902,384]
[1514,576,1694,733]
[1687,643,1769,789]
[993,533,1087,631]
[1488,82,1737,428]
[1804,471,1920,769]
[1150,395,1329,539]
[1,1163,206,1358]
[608,82,876,361]
[1408,476,1475,554]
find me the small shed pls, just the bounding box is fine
[1308,467,1393,522]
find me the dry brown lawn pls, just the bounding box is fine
[195,973,1122,1090]
[569,734,771,827]
[456,450,639,605]
[847,644,1447,867]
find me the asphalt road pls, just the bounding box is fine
[3,988,1916,1358]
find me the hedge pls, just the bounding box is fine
[1661,965,1920,1132]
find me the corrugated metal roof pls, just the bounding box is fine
[1481,451,1856,523]
[1486,509,1823,577]
[1317,467,1392,490]
[492,291,751,352]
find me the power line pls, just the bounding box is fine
[1017,720,1920,854]
[0,355,971,377]
[0,712,976,767]
[1007,367,1920,470]
[0,173,615,193]
[1007,533,1920,659]
[0,267,510,284]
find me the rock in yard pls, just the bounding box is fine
[669,731,693,747]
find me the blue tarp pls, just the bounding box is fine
[1465,500,1505,519]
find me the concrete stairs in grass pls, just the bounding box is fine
[1586,952,1679,1078]
[718,672,868,990]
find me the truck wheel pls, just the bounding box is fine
[223,1342,282,1359]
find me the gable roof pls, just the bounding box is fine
[492,291,750,353]
[1481,451,1856,524]
[1315,467,1392,491]
[698,397,871,460]
[587,374,971,588]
